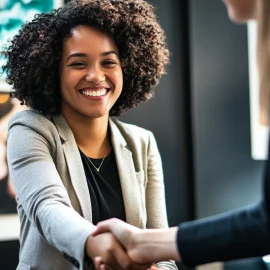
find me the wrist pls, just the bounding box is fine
[85,234,96,260]
[135,227,181,262]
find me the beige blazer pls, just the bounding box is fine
[7,110,176,270]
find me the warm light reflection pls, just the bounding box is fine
[248,22,268,160]
[0,93,9,104]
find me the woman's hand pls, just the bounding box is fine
[93,256,152,270]
[86,231,151,270]
[91,218,140,262]
[86,232,132,270]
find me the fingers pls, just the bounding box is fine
[147,265,157,270]
[133,263,153,270]
[91,219,131,250]
[91,220,113,236]
[100,264,110,270]
[94,256,103,270]
[89,232,133,270]
[92,218,124,236]
[92,218,139,251]
[95,257,152,270]
[94,248,153,270]
[111,240,132,270]
[94,257,111,270]
[89,221,150,269]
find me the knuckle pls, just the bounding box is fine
[105,237,114,250]
[104,246,113,256]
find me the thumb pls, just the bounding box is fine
[91,220,114,236]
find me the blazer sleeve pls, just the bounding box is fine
[146,132,178,270]
[7,123,95,270]
[177,201,270,267]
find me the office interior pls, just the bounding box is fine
[0,0,266,269]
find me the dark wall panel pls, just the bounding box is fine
[190,0,265,218]
[0,240,19,269]
[120,0,193,225]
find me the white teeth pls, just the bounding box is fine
[82,89,107,97]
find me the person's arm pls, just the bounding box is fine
[8,123,94,269]
[93,201,270,268]
[145,132,178,270]
[127,227,180,263]
[178,200,270,267]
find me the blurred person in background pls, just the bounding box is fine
[92,0,270,269]
[0,0,63,208]
[0,90,24,210]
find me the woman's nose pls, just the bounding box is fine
[85,66,105,83]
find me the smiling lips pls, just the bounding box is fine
[79,87,110,98]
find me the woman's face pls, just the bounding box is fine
[222,0,258,22]
[60,25,123,120]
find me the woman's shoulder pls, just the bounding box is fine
[111,118,153,137]
[8,109,55,133]
[109,118,156,148]
[110,119,159,155]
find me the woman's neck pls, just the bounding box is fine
[62,111,111,158]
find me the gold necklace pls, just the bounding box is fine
[87,150,107,172]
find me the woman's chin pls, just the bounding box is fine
[228,11,250,23]
[82,111,109,120]
[226,6,257,24]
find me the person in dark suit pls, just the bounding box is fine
[92,0,270,268]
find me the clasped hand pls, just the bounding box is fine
[86,219,154,270]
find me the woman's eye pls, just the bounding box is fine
[103,60,117,67]
[69,62,86,68]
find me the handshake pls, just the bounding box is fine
[86,218,180,270]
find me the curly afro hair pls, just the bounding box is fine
[2,0,169,116]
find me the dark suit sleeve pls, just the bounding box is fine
[177,201,270,267]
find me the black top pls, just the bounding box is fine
[79,149,126,225]
[177,140,270,267]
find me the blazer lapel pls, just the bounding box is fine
[52,115,92,222]
[109,119,142,228]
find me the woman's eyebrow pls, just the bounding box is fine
[66,51,119,63]
[101,51,119,57]
[66,53,87,62]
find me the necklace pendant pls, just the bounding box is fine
[86,150,106,173]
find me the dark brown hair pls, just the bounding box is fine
[2,0,169,116]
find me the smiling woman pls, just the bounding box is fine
[2,1,175,270]
[60,25,123,122]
